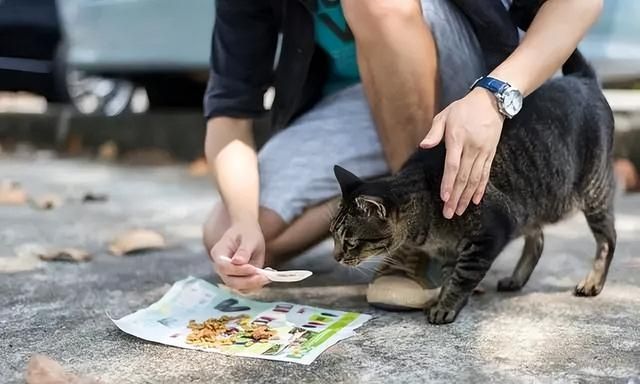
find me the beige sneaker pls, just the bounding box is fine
[366,249,441,311]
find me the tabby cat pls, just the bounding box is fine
[330,50,616,324]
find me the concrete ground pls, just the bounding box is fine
[1,154,639,384]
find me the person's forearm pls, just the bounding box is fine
[205,117,259,224]
[491,0,603,96]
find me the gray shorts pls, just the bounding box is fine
[259,0,484,223]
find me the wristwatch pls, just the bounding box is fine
[471,76,523,119]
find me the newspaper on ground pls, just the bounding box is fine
[111,276,371,365]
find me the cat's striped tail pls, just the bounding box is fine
[562,49,597,79]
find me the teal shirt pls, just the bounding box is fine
[314,1,360,95]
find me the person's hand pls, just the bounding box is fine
[420,87,505,218]
[209,220,270,292]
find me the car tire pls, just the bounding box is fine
[53,42,135,116]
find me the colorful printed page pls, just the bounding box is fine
[111,277,371,365]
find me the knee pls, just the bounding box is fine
[343,0,423,37]
[259,207,287,242]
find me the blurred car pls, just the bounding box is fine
[0,0,66,102]
[58,0,213,115]
[58,0,638,116]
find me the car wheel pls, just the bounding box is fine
[65,70,135,116]
[53,42,136,116]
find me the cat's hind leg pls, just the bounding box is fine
[575,175,616,297]
[575,205,616,296]
[497,228,544,292]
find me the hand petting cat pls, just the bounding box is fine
[420,87,504,219]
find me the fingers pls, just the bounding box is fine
[440,136,463,209]
[223,274,270,292]
[210,240,256,277]
[212,253,257,277]
[421,112,446,148]
[455,154,485,215]
[472,152,495,205]
[443,148,478,219]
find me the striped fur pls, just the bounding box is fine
[331,51,616,324]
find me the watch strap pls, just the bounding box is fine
[471,76,510,94]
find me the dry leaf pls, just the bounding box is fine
[97,140,118,161]
[81,193,108,203]
[188,157,209,177]
[25,354,100,384]
[0,180,28,205]
[109,229,166,256]
[38,248,91,263]
[31,194,63,210]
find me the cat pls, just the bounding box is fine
[330,50,616,324]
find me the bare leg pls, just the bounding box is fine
[203,200,338,267]
[343,0,438,172]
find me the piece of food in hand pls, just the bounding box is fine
[218,256,312,282]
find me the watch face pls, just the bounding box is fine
[502,88,523,117]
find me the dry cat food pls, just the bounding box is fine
[185,315,276,348]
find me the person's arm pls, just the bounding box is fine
[422,0,604,218]
[205,117,269,290]
[203,0,278,291]
[206,117,258,224]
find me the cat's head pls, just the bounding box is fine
[330,165,407,266]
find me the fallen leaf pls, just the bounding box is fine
[25,354,100,384]
[188,157,209,177]
[109,229,166,256]
[30,194,63,210]
[0,180,28,205]
[97,140,119,161]
[81,193,109,203]
[38,248,91,263]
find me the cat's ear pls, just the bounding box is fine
[334,165,362,196]
[355,195,387,218]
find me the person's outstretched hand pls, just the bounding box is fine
[420,88,505,219]
[209,221,270,292]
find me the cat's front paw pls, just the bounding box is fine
[426,303,460,325]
